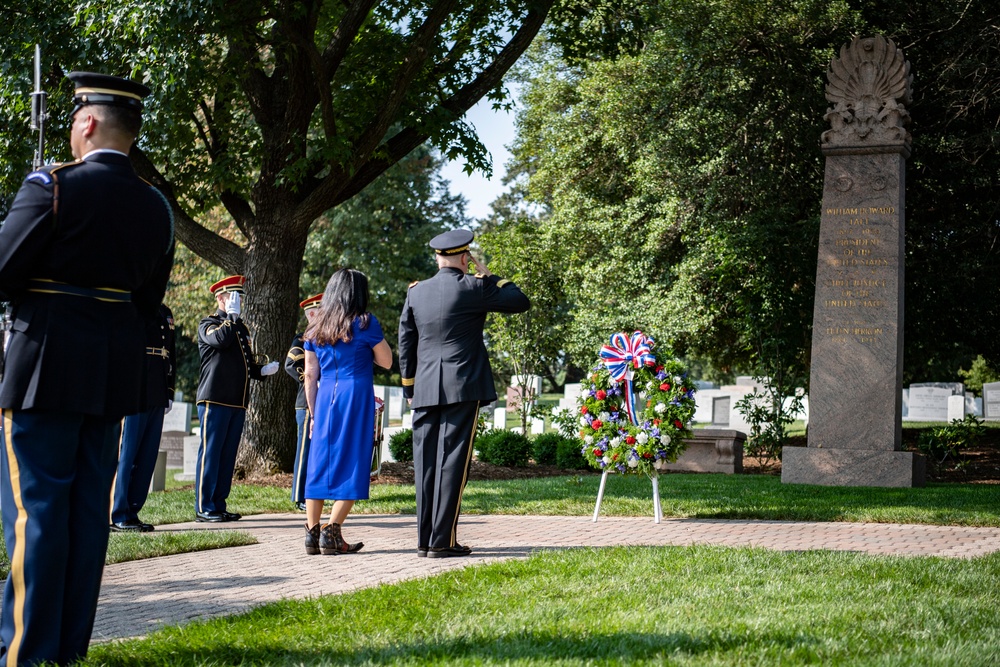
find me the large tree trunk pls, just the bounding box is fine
[235,224,309,476]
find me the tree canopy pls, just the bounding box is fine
[503,0,1000,387]
[0,0,556,471]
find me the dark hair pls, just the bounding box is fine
[84,104,142,138]
[304,268,371,346]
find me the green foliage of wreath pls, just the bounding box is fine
[577,349,697,476]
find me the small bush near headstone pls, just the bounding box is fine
[388,428,414,463]
[532,433,563,465]
[476,429,532,467]
[556,437,590,471]
[917,414,985,473]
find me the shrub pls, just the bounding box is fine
[476,429,532,467]
[917,414,985,473]
[532,433,563,465]
[388,428,413,462]
[556,437,590,471]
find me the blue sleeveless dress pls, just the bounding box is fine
[303,315,383,500]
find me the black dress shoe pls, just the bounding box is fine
[195,511,225,523]
[426,544,473,559]
[110,520,143,533]
[220,511,242,522]
[417,547,428,557]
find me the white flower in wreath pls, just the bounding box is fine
[647,381,656,390]
[599,412,611,422]
[627,458,639,468]
[636,431,649,444]
[654,402,667,414]
[602,455,611,465]
[660,434,671,445]
[584,435,594,445]
[579,416,589,427]
[610,437,621,447]
[653,459,665,470]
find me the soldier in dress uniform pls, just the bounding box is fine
[285,294,321,511]
[398,229,530,558]
[194,276,279,522]
[110,302,176,532]
[0,71,174,666]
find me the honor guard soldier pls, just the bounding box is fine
[286,294,322,511]
[0,71,174,665]
[195,276,279,522]
[111,303,176,532]
[398,229,530,558]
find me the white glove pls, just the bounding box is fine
[164,399,173,415]
[261,361,280,376]
[225,291,241,317]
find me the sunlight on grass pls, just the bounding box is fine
[83,546,1000,666]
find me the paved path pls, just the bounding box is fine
[92,513,1000,643]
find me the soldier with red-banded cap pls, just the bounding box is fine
[194,276,280,523]
[0,70,173,665]
[398,229,530,558]
[285,293,322,511]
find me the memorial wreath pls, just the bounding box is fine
[578,331,697,476]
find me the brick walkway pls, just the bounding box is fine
[91,512,1000,643]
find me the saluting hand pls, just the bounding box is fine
[225,291,241,317]
[468,252,492,277]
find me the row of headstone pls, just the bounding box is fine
[902,382,982,421]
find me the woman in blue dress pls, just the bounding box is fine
[302,268,392,555]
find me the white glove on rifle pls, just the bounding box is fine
[261,361,280,376]
[225,291,241,317]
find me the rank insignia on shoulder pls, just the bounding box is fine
[25,171,53,185]
[408,280,419,288]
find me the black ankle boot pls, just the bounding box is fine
[305,523,321,555]
[319,522,363,554]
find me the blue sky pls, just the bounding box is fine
[438,93,519,222]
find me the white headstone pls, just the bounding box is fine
[531,418,545,435]
[162,401,193,434]
[148,450,167,492]
[387,386,405,420]
[905,386,952,421]
[947,395,965,422]
[983,381,1000,420]
[563,382,582,400]
[493,407,507,431]
[401,412,413,428]
[967,395,983,417]
[177,433,200,481]
[510,374,543,398]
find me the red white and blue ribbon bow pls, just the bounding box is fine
[600,331,656,424]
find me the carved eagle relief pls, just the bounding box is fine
[822,36,913,147]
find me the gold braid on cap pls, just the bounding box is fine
[435,244,470,256]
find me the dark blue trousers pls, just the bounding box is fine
[290,408,311,504]
[195,403,245,514]
[111,407,165,524]
[412,401,479,550]
[0,408,120,667]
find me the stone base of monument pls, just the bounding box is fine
[661,429,745,474]
[781,447,925,488]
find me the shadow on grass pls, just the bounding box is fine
[91,629,820,666]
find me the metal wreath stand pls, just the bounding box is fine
[592,468,663,524]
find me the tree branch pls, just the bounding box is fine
[130,148,246,273]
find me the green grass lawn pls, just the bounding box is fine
[82,545,1000,666]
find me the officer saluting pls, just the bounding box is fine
[195,276,279,522]
[0,71,174,665]
[285,294,321,511]
[398,229,530,558]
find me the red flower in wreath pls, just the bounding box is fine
[625,435,636,445]
[660,382,671,391]
[643,452,653,459]
[593,448,603,457]
[591,420,603,430]
[596,389,607,400]
[653,419,661,426]
[580,406,588,414]
[674,419,683,429]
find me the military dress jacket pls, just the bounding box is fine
[143,303,176,410]
[196,310,265,408]
[284,332,307,409]
[398,267,530,409]
[0,152,174,417]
